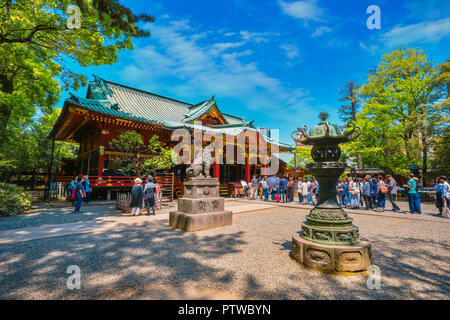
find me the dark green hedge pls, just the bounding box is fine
[0,183,32,216]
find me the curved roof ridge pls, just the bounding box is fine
[93,75,194,107]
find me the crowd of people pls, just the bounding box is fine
[67,174,161,216]
[337,174,402,212]
[67,175,92,214]
[237,175,319,204]
[234,173,450,216]
[67,172,449,217]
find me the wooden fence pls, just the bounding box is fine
[116,191,163,212]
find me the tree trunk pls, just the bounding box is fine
[0,74,14,146]
[422,136,428,177]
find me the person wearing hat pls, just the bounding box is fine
[435,176,446,216]
[129,178,144,216]
[144,176,157,215]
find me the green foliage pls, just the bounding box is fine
[339,169,350,180]
[0,183,32,216]
[109,131,174,177]
[0,0,154,145]
[287,146,313,169]
[343,47,445,176]
[428,58,450,176]
[0,108,77,181]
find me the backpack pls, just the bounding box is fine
[351,183,360,195]
[145,183,156,199]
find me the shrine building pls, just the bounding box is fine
[49,76,294,197]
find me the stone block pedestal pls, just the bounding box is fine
[291,233,372,273]
[169,177,232,232]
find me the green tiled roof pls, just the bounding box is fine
[65,76,293,149]
[182,96,216,122]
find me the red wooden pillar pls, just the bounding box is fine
[98,129,108,177]
[245,163,251,182]
[213,163,220,180]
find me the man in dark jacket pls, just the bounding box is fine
[144,176,157,215]
[280,176,288,203]
[130,178,144,216]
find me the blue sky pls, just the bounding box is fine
[61,0,450,144]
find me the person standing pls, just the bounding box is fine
[306,178,312,204]
[250,175,258,200]
[337,180,345,206]
[240,179,248,198]
[297,178,303,203]
[403,173,421,214]
[349,178,361,209]
[346,178,352,208]
[313,179,319,204]
[435,176,445,216]
[144,176,157,215]
[280,176,288,203]
[262,176,269,201]
[288,177,295,202]
[386,174,400,212]
[362,176,372,210]
[82,175,92,204]
[414,177,422,214]
[129,178,144,216]
[73,176,85,214]
[444,177,450,214]
[376,176,387,212]
[370,178,378,209]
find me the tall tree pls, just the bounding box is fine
[338,81,359,123]
[0,0,154,145]
[287,146,313,170]
[343,48,444,176]
[429,58,450,176]
[338,81,361,167]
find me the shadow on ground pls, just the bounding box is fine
[0,221,246,299]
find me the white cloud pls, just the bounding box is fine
[120,20,308,123]
[381,17,450,47]
[359,41,379,55]
[278,0,323,21]
[280,44,300,60]
[239,30,280,43]
[211,41,246,54]
[311,26,331,37]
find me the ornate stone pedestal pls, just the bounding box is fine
[290,111,372,273]
[292,234,372,273]
[169,177,232,232]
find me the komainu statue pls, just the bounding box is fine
[186,146,214,178]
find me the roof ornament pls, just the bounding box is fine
[69,93,79,103]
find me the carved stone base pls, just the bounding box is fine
[169,210,232,232]
[291,234,372,273]
[170,176,233,232]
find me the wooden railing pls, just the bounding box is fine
[116,191,163,212]
[57,173,174,201]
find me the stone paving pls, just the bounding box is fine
[0,199,448,300]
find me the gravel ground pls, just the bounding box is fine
[0,206,448,300]
[0,202,177,231]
